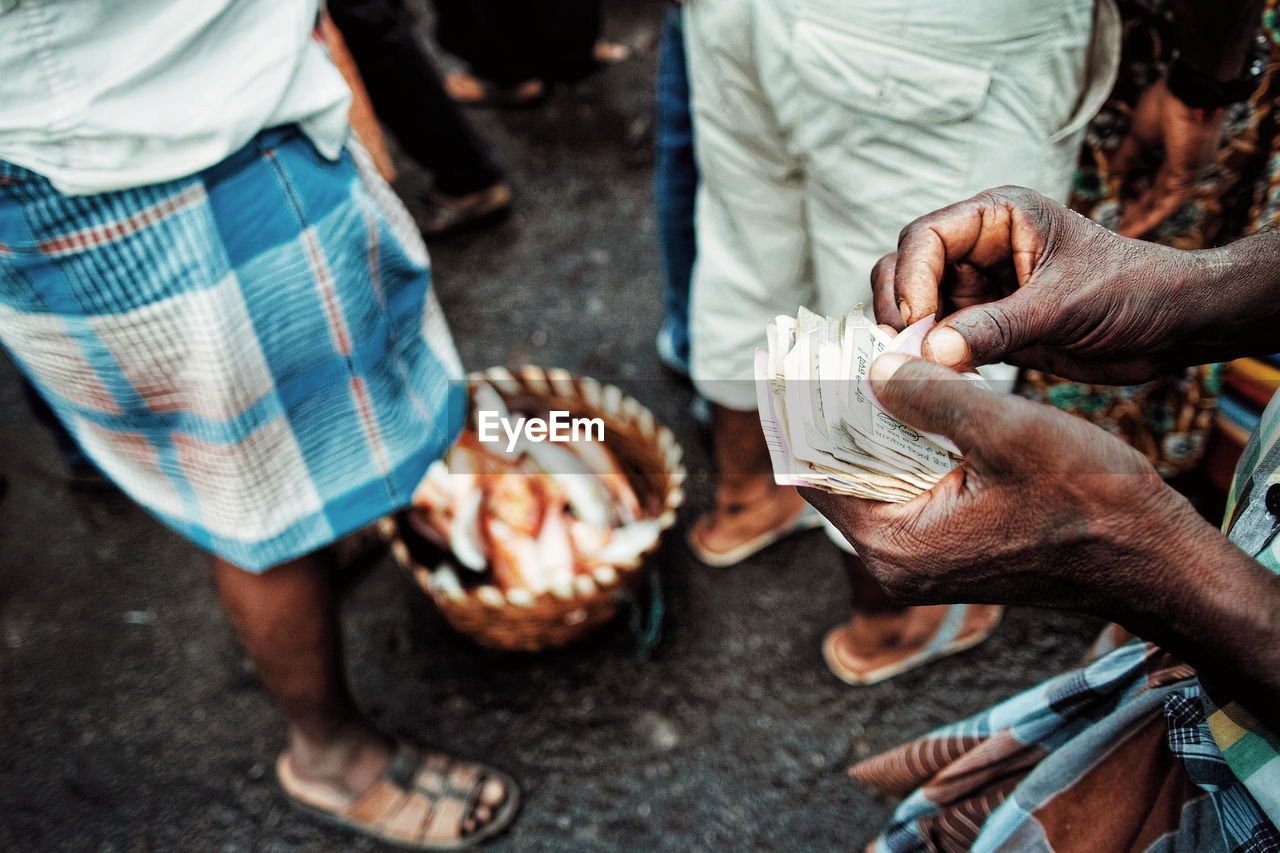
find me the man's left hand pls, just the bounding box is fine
[803,353,1200,616]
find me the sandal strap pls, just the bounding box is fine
[385,743,423,791]
[383,789,435,842]
[424,793,469,843]
[348,778,410,825]
[414,751,489,801]
[347,746,481,844]
[279,745,513,848]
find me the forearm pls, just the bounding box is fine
[1112,495,1280,730]
[1163,228,1280,365]
[1171,0,1264,80]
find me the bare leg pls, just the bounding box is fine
[215,554,389,792]
[213,553,505,829]
[690,404,810,558]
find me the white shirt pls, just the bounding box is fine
[0,0,351,195]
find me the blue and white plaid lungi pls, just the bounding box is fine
[0,127,465,571]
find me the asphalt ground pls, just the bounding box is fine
[0,4,1116,850]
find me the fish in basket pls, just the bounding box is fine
[384,366,685,651]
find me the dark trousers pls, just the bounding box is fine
[435,0,602,89]
[329,0,504,197]
[655,7,697,368]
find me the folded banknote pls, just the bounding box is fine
[754,307,987,502]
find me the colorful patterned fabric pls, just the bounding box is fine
[1071,0,1280,246]
[1023,0,1280,474]
[1017,365,1220,478]
[0,126,465,571]
[855,394,1280,852]
[1213,393,1280,823]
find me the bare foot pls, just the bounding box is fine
[506,79,545,103]
[690,481,813,563]
[444,71,487,103]
[824,604,1002,684]
[444,72,544,106]
[283,725,508,838]
[593,40,632,64]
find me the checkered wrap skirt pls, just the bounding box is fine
[0,127,465,571]
[854,641,1278,852]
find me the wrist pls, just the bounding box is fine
[1124,242,1220,364]
[1167,49,1263,110]
[1172,6,1266,85]
[1110,491,1228,629]
[1086,484,1205,626]
[1101,489,1280,717]
[1175,233,1280,363]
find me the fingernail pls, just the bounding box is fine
[897,299,912,323]
[869,352,910,384]
[922,326,966,366]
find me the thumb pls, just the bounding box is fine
[869,353,1000,455]
[920,289,1051,370]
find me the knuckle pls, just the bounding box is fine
[882,359,939,410]
[980,303,1017,351]
[985,185,1043,212]
[896,218,925,249]
[870,253,897,284]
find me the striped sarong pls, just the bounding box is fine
[855,642,1277,851]
[0,126,464,571]
[854,393,1280,852]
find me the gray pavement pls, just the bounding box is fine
[0,4,1103,850]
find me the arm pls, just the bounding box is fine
[1133,503,1280,728]
[1173,231,1280,366]
[876,186,1280,381]
[1111,0,1265,238]
[805,354,1280,730]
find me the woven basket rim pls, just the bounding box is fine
[387,365,687,612]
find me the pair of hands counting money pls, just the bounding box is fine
[757,309,979,502]
[765,187,1280,728]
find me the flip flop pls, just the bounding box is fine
[822,604,1003,686]
[422,183,513,237]
[277,743,520,850]
[687,504,824,567]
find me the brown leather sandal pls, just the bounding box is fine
[277,743,520,850]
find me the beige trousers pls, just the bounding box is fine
[685,0,1119,410]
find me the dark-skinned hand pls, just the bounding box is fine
[802,353,1202,615]
[870,186,1247,384]
[803,352,1280,728]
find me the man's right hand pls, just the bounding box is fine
[870,186,1207,384]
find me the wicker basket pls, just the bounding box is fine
[382,365,686,652]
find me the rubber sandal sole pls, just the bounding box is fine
[687,505,824,568]
[822,605,1003,686]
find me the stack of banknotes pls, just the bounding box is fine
[754,307,987,502]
